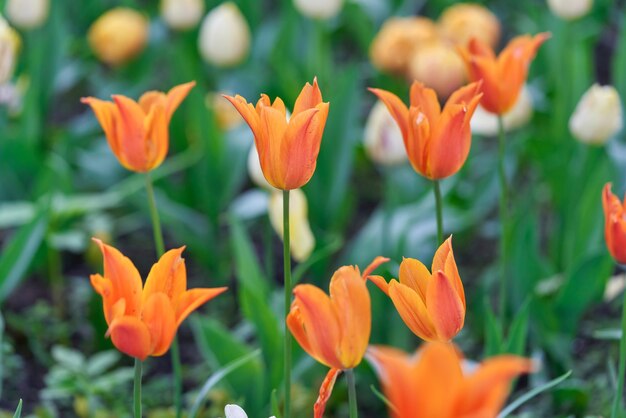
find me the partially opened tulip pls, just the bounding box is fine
[82,82,195,173]
[88,8,149,66]
[287,257,388,418]
[367,342,534,418]
[369,237,465,342]
[569,84,623,145]
[90,239,227,360]
[603,183,626,264]
[438,3,501,49]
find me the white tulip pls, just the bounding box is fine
[569,84,623,145]
[224,404,277,418]
[198,2,250,67]
[5,0,49,29]
[471,85,533,136]
[0,15,20,84]
[363,100,407,166]
[293,0,344,19]
[547,0,592,20]
[161,0,204,30]
[269,189,315,262]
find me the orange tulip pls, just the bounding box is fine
[603,183,626,263]
[223,78,330,190]
[367,342,534,418]
[369,81,482,180]
[81,81,196,172]
[287,256,388,418]
[369,236,465,342]
[458,33,550,115]
[90,239,227,360]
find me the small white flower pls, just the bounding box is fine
[293,0,344,19]
[198,2,250,67]
[569,83,623,145]
[0,15,20,84]
[547,0,592,20]
[5,0,49,29]
[224,404,277,418]
[363,101,407,166]
[161,0,205,30]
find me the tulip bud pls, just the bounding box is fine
[160,0,204,30]
[268,189,315,262]
[207,92,244,130]
[370,17,438,75]
[408,41,466,99]
[88,8,149,66]
[293,0,343,19]
[5,0,49,29]
[363,101,407,166]
[247,143,273,190]
[547,0,592,20]
[0,15,20,84]
[471,85,533,136]
[569,84,623,145]
[199,2,250,68]
[438,3,500,48]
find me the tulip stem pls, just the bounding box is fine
[346,368,359,418]
[497,115,508,331]
[283,189,292,418]
[145,173,182,418]
[611,271,626,418]
[133,358,142,418]
[433,180,443,245]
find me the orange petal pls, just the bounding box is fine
[259,104,290,188]
[142,292,177,356]
[164,81,196,122]
[360,256,390,280]
[329,266,370,368]
[175,287,228,327]
[367,275,390,296]
[366,346,415,418]
[223,94,261,138]
[388,280,438,341]
[143,247,187,304]
[432,236,465,307]
[112,95,148,171]
[287,302,315,356]
[426,271,465,341]
[293,77,323,115]
[398,257,431,301]
[368,88,410,141]
[138,91,167,113]
[81,97,122,159]
[314,368,342,418]
[406,106,431,177]
[143,102,169,170]
[108,315,152,360]
[281,107,321,189]
[409,81,441,122]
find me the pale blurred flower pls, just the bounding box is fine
[471,85,533,135]
[5,0,49,29]
[370,17,438,75]
[604,274,626,302]
[363,100,407,165]
[438,3,500,48]
[207,92,244,130]
[269,188,315,262]
[293,0,344,19]
[408,40,467,98]
[199,2,250,67]
[161,0,205,30]
[224,404,276,418]
[547,0,592,20]
[88,8,149,66]
[0,15,20,84]
[248,143,273,190]
[569,84,623,145]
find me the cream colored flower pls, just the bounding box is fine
[293,0,344,19]
[0,15,19,84]
[198,2,250,67]
[438,3,500,48]
[247,143,272,190]
[161,0,204,30]
[269,189,315,262]
[471,85,533,135]
[547,0,592,20]
[363,100,407,166]
[88,8,149,66]
[408,40,466,98]
[569,84,623,145]
[207,92,244,130]
[224,404,276,418]
[5,0,49,29]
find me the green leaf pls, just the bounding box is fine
[484,300,503,357]
[498,370,572,418]
[13,400,22,418]
[504,300,530,355]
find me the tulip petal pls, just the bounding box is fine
[259,104,290,188]
[175,287,228,327]
[314,368,342,418]
[143,102,169,170]
[81,97,122,159]
[142,292,177,356]
[366,346,416,418]
[164,81,196,121]
[138,91,166,114]
[360,256,390,280]
[223,94,261,138]
[388,280,437,341]
[368,88,410,141]
[368,275,390,295]
[293,77,323,115]
[143,247,187,304]
[432,236,465,307]
[282,107,321,189]
[409,82,441,122]
[112,94,149,171]
[398,257,431,301]
[426,271,465,341]
[108,315,152,360]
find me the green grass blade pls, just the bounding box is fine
[498,370,572,418]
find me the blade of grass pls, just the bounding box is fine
[497,370,572,418]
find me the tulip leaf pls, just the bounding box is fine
[498,370,572,418]
[483,299,503,357]
[504,299,530,356]
[12,400,22,418]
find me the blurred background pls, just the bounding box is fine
[0,0,625,416]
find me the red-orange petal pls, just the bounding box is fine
[314,368,342,418]
[143,247,187,304]
[164,81,196,122]
[368,88,410,141]
[388,280,438,341]
[293,77,324,115]
[426,271,465,341]
[175,287,228,327]
[142,292,177,356]
[108,315,152,360]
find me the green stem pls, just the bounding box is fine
[134,358,142,418]
[283,189,292,418]
[433,180,443,245]
[497,115,508,330]
[346,369,358,418]
[612,271,626,418]
[145,173,182,418]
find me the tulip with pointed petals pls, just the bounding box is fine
[90,240,227,360]
[82,82,195,173]
[603,183,626,264]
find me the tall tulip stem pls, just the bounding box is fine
[497,115,509,330]
[433,180,444,245]
[611,267,626,418]
[145,173,182,418]
[134,358,142,418]
[283,189,292,418]
[346,368,359,418]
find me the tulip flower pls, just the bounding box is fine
[369,81,482,180]
[287,256,388,418]
[363,101,407,166]
[224,404,276,418]
[603,183,626,264]
[548,0,593,20]
[199,2,250,68]
[458,33,550,115]
[367,342,534,418]
[408,41,467,99]
[293,0,344,20]
[224,78,329,190]
[569,84,623,145]
[81,82,195,173]
[90,239,227,360]
[0,15,20,85]
[160,0,204,30]
[438,3,501,49]
[269,188,315,262]
[471,85,534,136]
[88,8,149,67]
[369,237,465,342]
[5,0,49,29]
